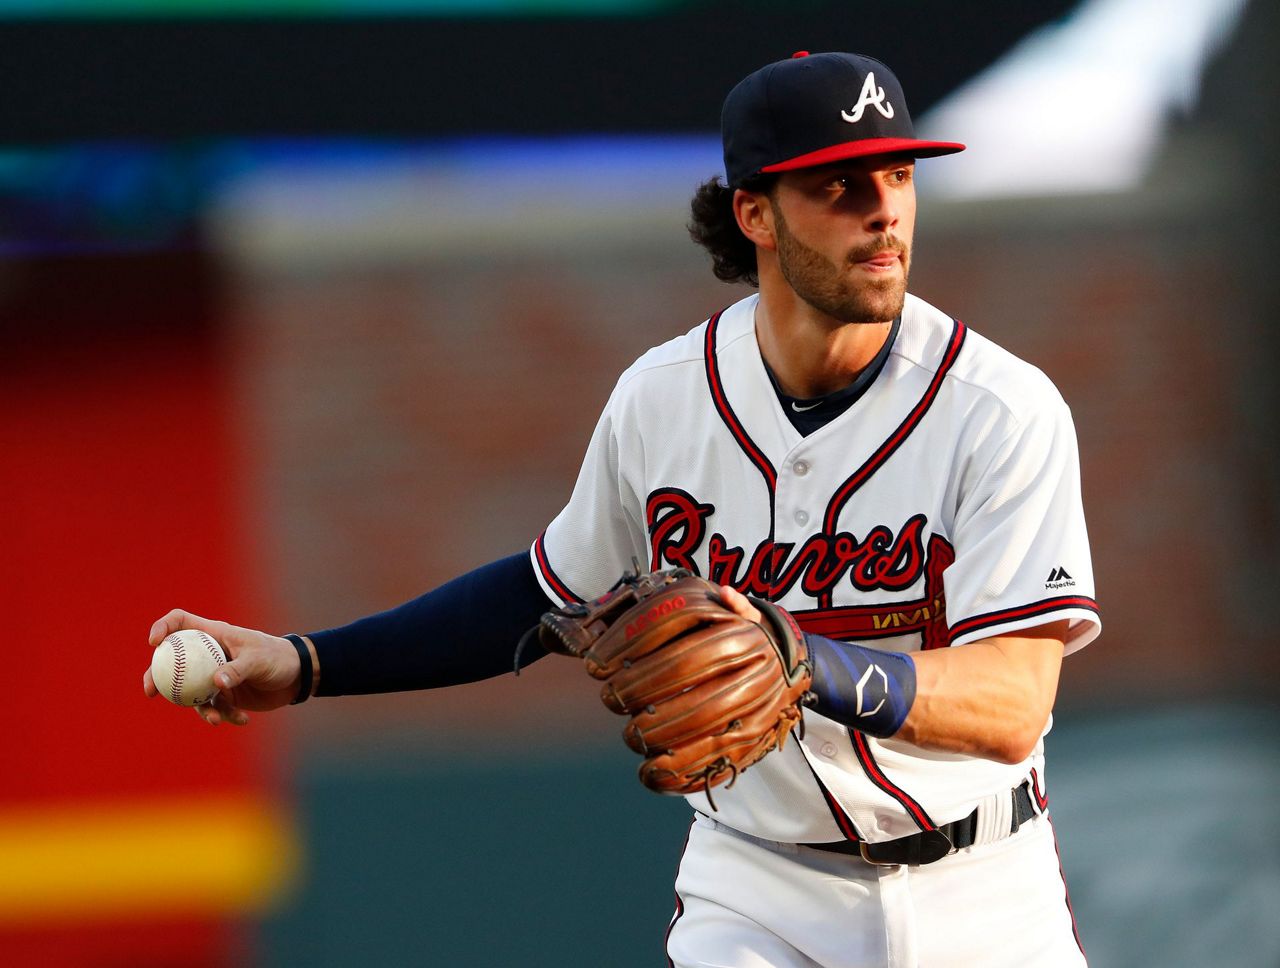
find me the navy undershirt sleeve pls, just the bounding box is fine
[307,552,554,697]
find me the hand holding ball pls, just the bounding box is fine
[150,630,228,707]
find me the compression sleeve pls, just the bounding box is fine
[804,633,916,738]
[307,552,554,697]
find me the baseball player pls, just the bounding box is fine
[145,51,1099,967]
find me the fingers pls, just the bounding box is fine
[195,702,218,724]
[196,695,250,727]
[147,609,226,648]
[148,609,188,646]
[719,585,763,624]
[142,667,158,698]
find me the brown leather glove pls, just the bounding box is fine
[524,568,813,806]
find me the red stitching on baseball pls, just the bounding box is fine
[169,635,186,704]
[197,631,225,669]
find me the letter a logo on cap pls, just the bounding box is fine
[841,72,895,124]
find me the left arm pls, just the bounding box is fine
[895,620,1065,764]
[722,586,1065,765]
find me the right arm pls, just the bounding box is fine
[143,551,554,725]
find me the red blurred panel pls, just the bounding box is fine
[0,253,288,962]
[0,918,252,968]
[2,344,269,798]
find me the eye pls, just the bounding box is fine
[888,167,913,185]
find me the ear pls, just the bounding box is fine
[733,188,778,253]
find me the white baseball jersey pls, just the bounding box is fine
[531,291,1099,845]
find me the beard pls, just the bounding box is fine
[773,208,910,324]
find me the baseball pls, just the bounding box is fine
[150,630,228,707]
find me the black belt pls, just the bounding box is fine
[805,781,1038,866]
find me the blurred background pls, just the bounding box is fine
[2,1,1277,965]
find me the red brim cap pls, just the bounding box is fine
[761,137,966,173]
[722,52,965,187]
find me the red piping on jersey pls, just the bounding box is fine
[664,820,695,967]
[849,728,937,832]
[704,307,779,496]
[948,595,1099,643]
[817,781,863,842]
[1030,767,1049,812]
[664,893,684,968]
[1047,815,1088,960]
[797,751,862,842]
[818,319,967,608]
[533,530,583,604]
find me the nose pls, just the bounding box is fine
[862,178,899,234]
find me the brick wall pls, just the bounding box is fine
[220,183,1276,747]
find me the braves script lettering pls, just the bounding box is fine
[645,487,928,599]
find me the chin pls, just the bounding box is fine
[837,286,907,325]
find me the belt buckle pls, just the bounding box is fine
[859,829,954,867]
[857,841,900,867]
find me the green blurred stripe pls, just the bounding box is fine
[260,747,693,967]
[0,0,687,17]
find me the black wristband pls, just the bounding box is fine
[284,634,313,705]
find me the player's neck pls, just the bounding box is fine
[753,287,894,399]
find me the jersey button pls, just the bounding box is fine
[793,459,810,476]
[795,510,809,526]
[819,742,837,757]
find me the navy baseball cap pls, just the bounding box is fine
[722,51,965,187]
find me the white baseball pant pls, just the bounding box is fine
[666,812,1086,968]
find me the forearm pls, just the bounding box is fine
[806,620,1066,763]
[899,625,1065,763]
[308,552,555,696]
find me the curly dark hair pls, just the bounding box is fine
[688,173,776,286]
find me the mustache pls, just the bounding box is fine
[847,236,908,264]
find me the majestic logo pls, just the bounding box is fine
[1045,567,1075,590]
[841,72,895,123]
[645,487,954,649]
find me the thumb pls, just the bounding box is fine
[213,649,266,693]
[719,584,763,624]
